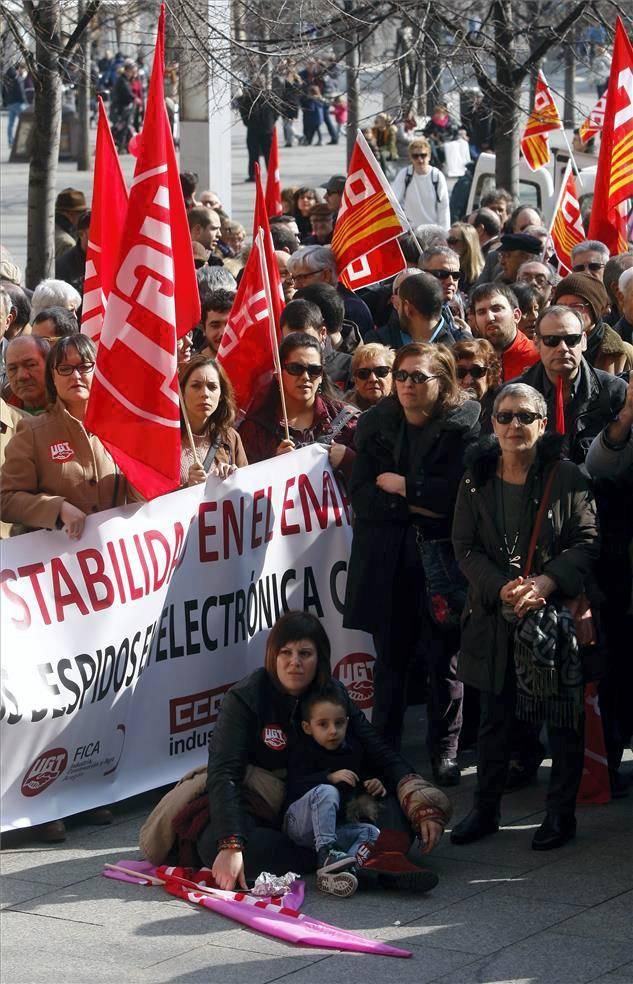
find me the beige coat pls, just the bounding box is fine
[0,398,127,531]
[593,324,633,376]
[0,399,24,538]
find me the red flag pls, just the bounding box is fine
[340,238,406,290]
[550,165,586,274]
[253,162,285,326]
[577,683,611,805]
[579,95,607,144]
[81,97,128,343]
[85,5,200,499]
[217,228,278,415]
[264,128,283,218]
[332,130,407,276]
[520,71,562,171]
[588,19,633,254]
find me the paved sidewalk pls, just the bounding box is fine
[2,708,632,984]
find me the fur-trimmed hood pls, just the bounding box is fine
[463,432,564,486]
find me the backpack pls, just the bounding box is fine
[402,165,442,206]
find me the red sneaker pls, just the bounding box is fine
[354,830,438,893]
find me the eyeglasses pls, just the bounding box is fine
[425,268,462,283]
[291,270,322,285]
[355,366,391,380]
[393,369,437,384]
[519,274,550,287]
[494,410,543,425]
[283,361,323,379]
[411,153,429,159]
[539,333,583,348]
[563,302,591,313]
[55,362,95,376]
[572,262,605,273]
[456,364,488,380]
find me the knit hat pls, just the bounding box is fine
[324,175,346,195]
[552,272,609,321]
[55,188,87,213]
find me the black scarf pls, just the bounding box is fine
[584,320,606,367]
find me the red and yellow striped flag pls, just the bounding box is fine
[332,130,407,280]
[520,71,562,171]
[588,18,633,254]
[579,95,606,144]
[550,165,585,273]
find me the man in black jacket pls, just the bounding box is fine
[238,80,278,181]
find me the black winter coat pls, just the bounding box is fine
[343,395,481,635]
[451,434,600,695]
[285,729,374,812]
[206,669,413,848]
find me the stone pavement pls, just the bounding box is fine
[2,707,632,984]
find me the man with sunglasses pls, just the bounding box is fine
[391,138,450,231]
[570,240,609,282]
[552,272,633,376]
[471,284,539,383]
[421,247,472,339]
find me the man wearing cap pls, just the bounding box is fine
[553,272,633,375]
[496,232,544,284]
[471,283,539,382]
[304,204,334,245]
[54,188,87,259]
[323,175,346,217]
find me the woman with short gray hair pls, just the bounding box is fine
[451,381,599,851]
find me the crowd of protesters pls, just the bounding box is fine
[1,105,632,906]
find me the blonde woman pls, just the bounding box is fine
[446,223,484,291]
[345,343,394,411]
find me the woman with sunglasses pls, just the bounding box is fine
[178,355,248,487]
[239,332,358,478]
[345,343,394,411]
[451,383,599,851]
[344,342,480,776]
[446,223,484,292]
[453,338,501,431]
[0,334,127,843]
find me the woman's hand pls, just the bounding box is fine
[499,577,524,604]
[210,462,237,480]
[363,778,386,798]
[275,438,295,456]
[327,769,358,787]
[187,462,207,486]
[417,820,443,854]
[211,849,247,891]
[376,472,406,496]
[328,442,347,470]
[511,574,557,618]
[59,501,87,540]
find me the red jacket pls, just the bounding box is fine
[502,331,539,383]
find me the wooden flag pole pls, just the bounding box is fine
[178,384,204,469]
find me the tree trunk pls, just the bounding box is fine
[493,90,521,196]
[564,28,576,129]
[346,23,360,166]
[76,1,91,171]
[26,0,63,289]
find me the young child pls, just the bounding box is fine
[284,682,386,897]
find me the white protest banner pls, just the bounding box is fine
[0,446,375,831]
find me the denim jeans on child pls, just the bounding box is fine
[284,784,380,856]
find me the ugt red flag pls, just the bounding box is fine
[254,161,285,326]
[588,18,633,254]
[332,130,407,284]
[520,71,562,171]
[579,95,607,144]
[81,97,128,344]
[264,128,283,218]
[217,228,279,415]
[85,5,200,499]
[550,165,586,274]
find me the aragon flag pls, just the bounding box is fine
[588,18,633,254]
[579,95,607,145]
[85,5,200,499]
[332,130,407,289]
[520,71,562,171]
[550,164,586,274]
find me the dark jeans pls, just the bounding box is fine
[372,559,463,757]
[196,795,412,879]
[246,127,273,179]
[475,661,585,818]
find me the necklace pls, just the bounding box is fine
[499,472,522,568]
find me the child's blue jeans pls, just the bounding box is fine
[284,784,380,855]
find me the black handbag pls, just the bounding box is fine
[416,531,467,630]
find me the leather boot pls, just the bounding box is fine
[450,808,499,845]
[532,813,576,851]
[354,830,438,893]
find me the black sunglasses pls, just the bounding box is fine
[355,366,391,380]
[572,262,605,273]
[539,333,583,348]
[393,369,437,384]
[495,411,543,425]
[456,364,488,380]
[426,268,463,283]
[411,152,429,159]
[283,361,323,378]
